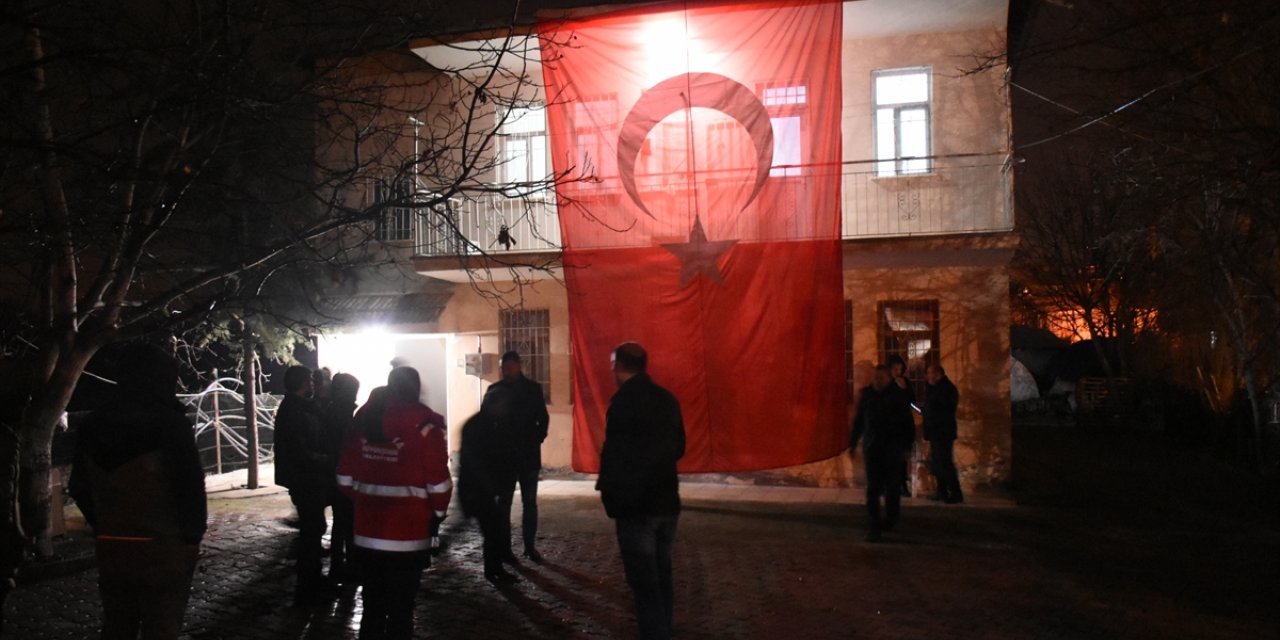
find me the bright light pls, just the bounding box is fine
[641,18,696,86]
[316,332,395,405]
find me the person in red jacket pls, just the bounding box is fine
[336,367,450,640]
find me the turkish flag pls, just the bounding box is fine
[541,0,845,472]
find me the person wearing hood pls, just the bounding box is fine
[69,342,206,640]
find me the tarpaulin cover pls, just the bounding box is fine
[540,0,845,472]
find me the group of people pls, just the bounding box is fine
[65,339,969,639]
[849,358,963,542]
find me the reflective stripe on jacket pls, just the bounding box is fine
[337,398,452,552]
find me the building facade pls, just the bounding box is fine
[318,0,1015,489]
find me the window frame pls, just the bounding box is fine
[498,105,548,188]
[872,67,933,177]
[498,308,552,404]
[876,299,940,400]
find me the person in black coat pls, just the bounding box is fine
[923,364,963,504]
[597,342,685,640]
[486,351,550,563]
[69,342,206,639]
[273,365,332,606]
[459,386,521,585]
[850,364,916,542]
[320,372,360,583]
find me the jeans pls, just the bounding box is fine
[864,449,904,531]
[501,456,541,551]
[289,488,329,597]
[357,549,426,640]
[615,515,678,640]
[330,490,355,579]
[96,538,199,640]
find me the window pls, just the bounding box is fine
[760,82,807,177]
[499,308,551,403]
[372,178,413,242]
[571,95,618,186]
[877,300,939,400]
[499,106,547,186]
[873,68,931,177]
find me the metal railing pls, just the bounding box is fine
[412,153,1011,257]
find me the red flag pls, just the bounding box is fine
[541,0,845,472]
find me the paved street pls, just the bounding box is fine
[6,425,1279,639]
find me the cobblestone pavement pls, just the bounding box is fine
[6,427,1280,639]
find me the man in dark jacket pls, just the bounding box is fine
[850,364,915,542]
[486,351,550,563]
[460,386,521,585]
[69,343,206,639]
[923,364,963,504]
[273,365,332,606]
[597,342,685,640]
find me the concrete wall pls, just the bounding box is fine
[435,282,573,466]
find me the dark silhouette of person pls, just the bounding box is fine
[273,365,333,606]
[321,372,360,584]
[597,342,685,640]
[460,385,521,585]
[68,342,206,639]
[886,354,916,497]
[337,367,450,640]
[850,364,916,542]
[485,351,550,563]
[923,364,963,504]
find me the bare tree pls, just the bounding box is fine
[0,0,575,611]
[1009,0,1280,470]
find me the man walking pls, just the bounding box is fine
[485,351,550,563]
[597,343,685,640]
[69,343,206,639]
[923,364,963,504]
[273,365,333,606]
[850,365,916,542]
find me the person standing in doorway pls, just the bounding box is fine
[337,367,450,639]
[69,343,206,639]
[923,364,963,504]
[885,354,916,497]
[273,365,333,607]
[486,351,550,563]
[597,343,685,640]
[850,364,916,542]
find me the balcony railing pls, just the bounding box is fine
[413,153,1012,258]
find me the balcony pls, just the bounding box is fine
[412,153,1012,262]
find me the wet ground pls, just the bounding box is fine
[5,423,1278,639]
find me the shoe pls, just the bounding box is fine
[484,568,520,585]
[502,551,520,566]
[864,529,882,543]
[523,547,544,564]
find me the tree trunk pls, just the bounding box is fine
[18,346,96,559]
[243,344,260,490]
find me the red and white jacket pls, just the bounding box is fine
[336,398,452,553]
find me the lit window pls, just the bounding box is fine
[873,69,931,177]
[759,83,807,177]
[500,106,547,185]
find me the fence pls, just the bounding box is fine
[178,378,280,475]
[412,153,1012,256]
